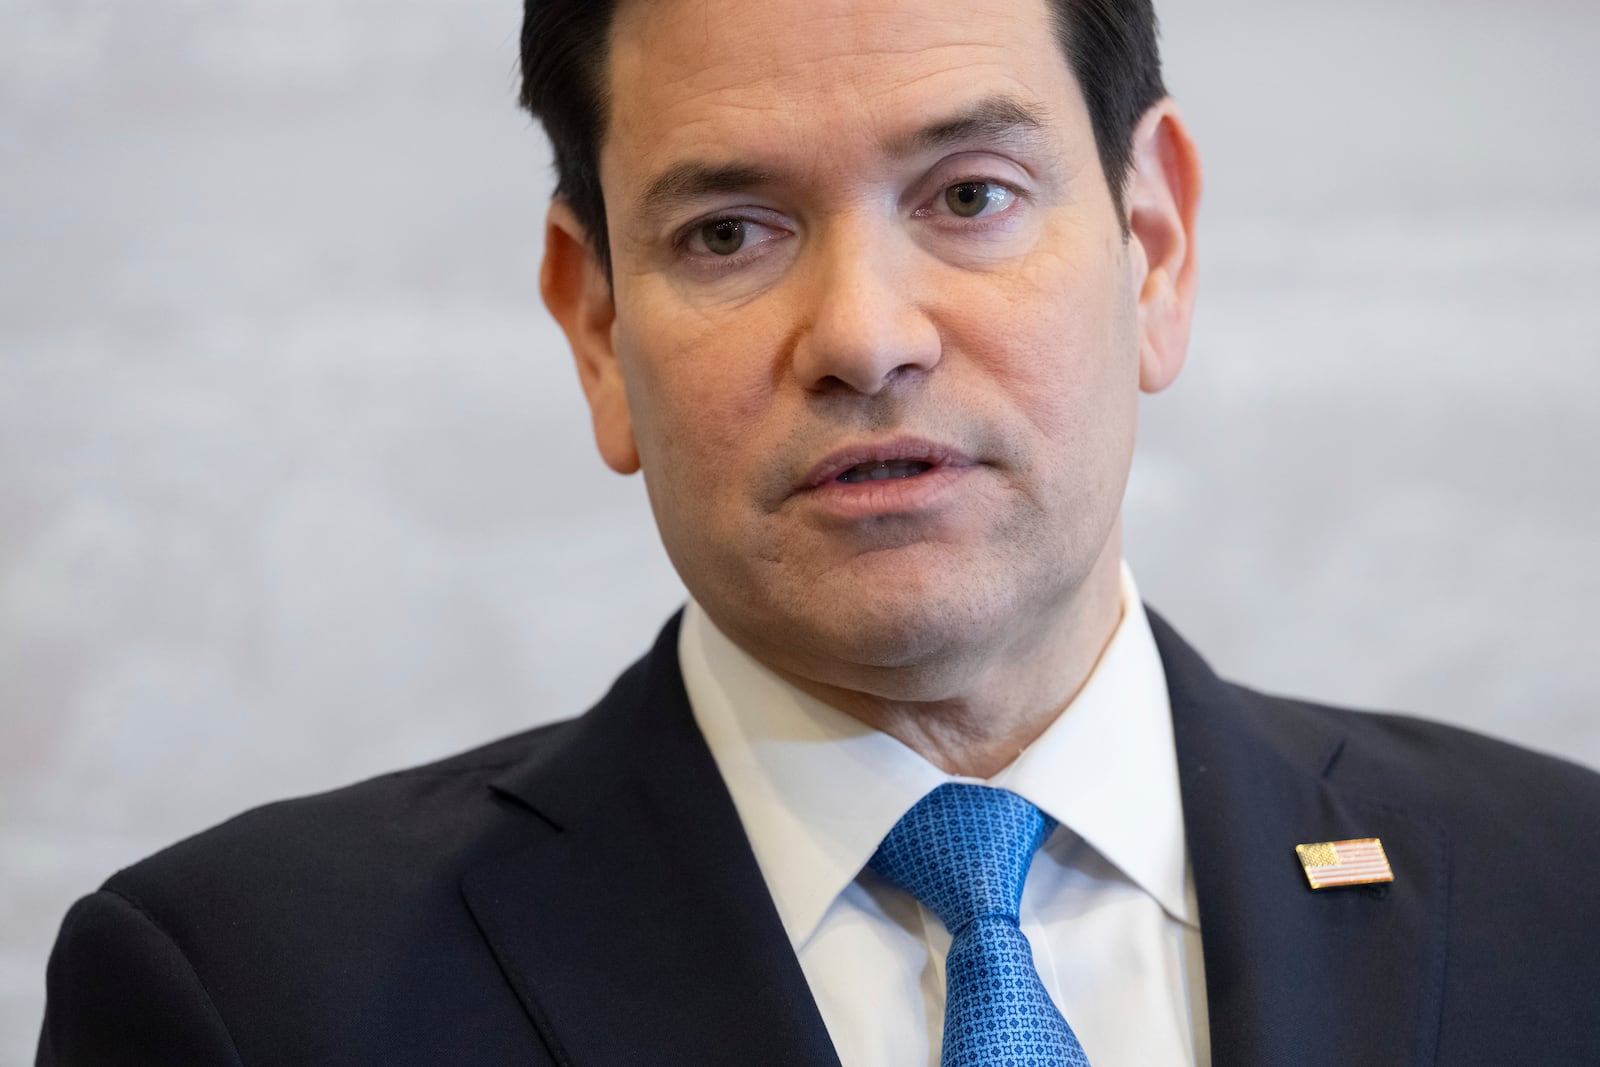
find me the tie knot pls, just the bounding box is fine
[868,783,1055,935]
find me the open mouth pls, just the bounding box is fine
[835,459,935,484]
[798,437,974,498]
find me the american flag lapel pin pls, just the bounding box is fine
[1295,837,1394,889]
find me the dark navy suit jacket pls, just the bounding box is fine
[37,610,1600,1065]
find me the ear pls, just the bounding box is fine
[540,200,640,474]
[1125,99,1202,395]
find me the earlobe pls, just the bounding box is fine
[1126,100,1203,395]
[540,201,640,474]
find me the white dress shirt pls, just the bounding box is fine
[679,563,1210,1067]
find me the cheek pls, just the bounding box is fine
[616,292,784,509]
[966,237,1141,450]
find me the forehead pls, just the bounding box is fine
[601,0,1084,196]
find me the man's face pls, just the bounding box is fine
[558,0,1190,696]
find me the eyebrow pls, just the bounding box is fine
[636,162,780,228]
[882,94,1051,160]
[630,94,1052,227]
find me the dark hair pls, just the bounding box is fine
[518,0,1165,276]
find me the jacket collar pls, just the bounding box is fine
[1153,609,1447,1067]
[460,612,842,1067]
[462,607,1449,1067]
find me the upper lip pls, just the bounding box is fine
[799,436,975,490]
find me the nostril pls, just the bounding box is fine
[811,373,861,395]
[808,362,923,397]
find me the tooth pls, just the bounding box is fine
[834,459,935,484]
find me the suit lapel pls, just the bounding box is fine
[461,615,841,1067]
[1152,610,1447,1067]
[460,604,1450,1065]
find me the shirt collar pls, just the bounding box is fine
[679,562,1193,950]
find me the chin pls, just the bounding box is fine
[784,573,1029,673]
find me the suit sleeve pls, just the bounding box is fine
[37,889,245,1067]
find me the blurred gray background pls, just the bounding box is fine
[2,0,1596,1057]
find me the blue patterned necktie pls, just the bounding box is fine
[869,783,1091,1067]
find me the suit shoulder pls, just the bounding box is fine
[48,719,590,1064]
[1235,682,1600,818]
[102,717,578,906]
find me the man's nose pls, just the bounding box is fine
[790,224,942,396]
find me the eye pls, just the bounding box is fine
[680,215,788,263]
[699,218,748,256]
[942,181,1016,219]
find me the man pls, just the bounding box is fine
[37,0,1600,1063]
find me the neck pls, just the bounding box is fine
[769,548,1127,779]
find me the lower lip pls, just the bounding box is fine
[797,464,973,520]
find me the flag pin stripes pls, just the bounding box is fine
[1295,837,1394,889]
